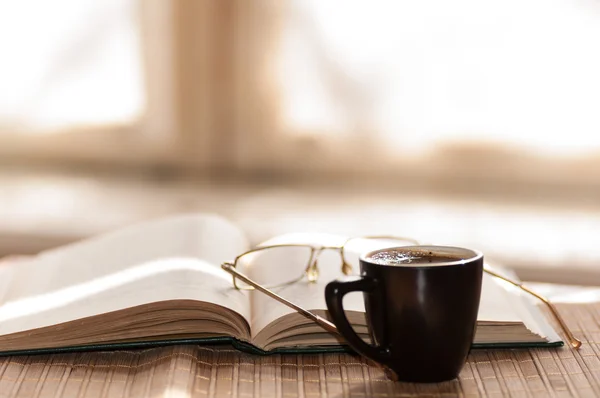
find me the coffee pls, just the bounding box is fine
[368,249,463,266]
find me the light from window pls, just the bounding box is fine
[279,0,600,158]
[0,0,144,133]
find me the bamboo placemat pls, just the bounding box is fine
[1,302,599,398]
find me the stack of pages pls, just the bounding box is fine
[0,214,562,356]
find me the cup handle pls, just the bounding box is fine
[325,277,391,363]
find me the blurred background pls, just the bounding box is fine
[1,0,600,284]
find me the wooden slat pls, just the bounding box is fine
[0,302,598,397]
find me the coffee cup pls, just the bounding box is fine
[325,245,483,383]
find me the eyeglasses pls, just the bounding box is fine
[222,236,582,349]
[223,235,420,290]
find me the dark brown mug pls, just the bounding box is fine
[325,245,483,383]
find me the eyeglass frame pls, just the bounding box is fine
[222,236,582,349]
[224,235,420,290]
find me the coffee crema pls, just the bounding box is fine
[368,250,464,266]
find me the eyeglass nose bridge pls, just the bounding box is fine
[305,247,325,283]
[305,246,354,282]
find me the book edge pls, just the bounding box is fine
[0,336,564,358]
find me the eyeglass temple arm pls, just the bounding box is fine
[221,263,339,335]
[484,268,582,349]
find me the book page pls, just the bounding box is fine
[248,234,365,337]
[482,264,561,342]
[477,273,522,323]
[0,214,251,336]
[248,233,529,337]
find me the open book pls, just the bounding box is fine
[0,214,562,356]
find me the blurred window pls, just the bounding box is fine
[234,0,600,189]
[0,0,179,165]
[1,0,600,190]
[276,0,600,158]
[0,0,143,133]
